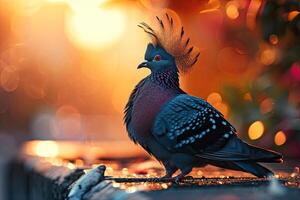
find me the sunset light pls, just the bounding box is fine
[65,6,125,49]
[2,0,300,199]
[35,140,59,157]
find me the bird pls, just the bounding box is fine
[124,12,282,181]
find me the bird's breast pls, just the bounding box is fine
[131,84,177,138]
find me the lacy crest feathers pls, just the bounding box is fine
[138,10,200,73]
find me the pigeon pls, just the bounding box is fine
[124,12,282,181]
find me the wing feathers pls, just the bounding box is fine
[152,94,282,163]
[197,137,283,163]
[152,94,235,153]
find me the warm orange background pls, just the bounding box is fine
[0,0,284,143]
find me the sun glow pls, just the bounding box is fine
[65,8,125,49]
[35,141,59,157]
[67,0,109,12]
[63,0,125,49]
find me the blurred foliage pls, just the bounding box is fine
[223,0,300,156]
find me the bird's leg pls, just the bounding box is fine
[161,166,177,179]
[173,167,192,183]
[152,162,177,182]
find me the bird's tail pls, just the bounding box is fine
[197,137,283,163]
[206,160,274,178]
[244,143,283,163]
[233,161,274,178]
[198,136,282,177]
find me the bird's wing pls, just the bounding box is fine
[153,94,282,162]
[152,94,236,154]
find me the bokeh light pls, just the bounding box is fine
[246,0,262,30]
[274,131,286,146]
[288,11,300,21]
[65,8,125,49]
[290,63,300,81]
[248,121,264,140]
[0,66,19,92]
[226,2,239,19]
[199,0,221,14]
[54,105,82,138]
[269,34,278,45]
[206,92,229,117]
[260,48,277,65]
[35,140,59,157]
[207,92,222,105]
[243,93,252,101]
[214,103,229,117]
[260,98,273,114]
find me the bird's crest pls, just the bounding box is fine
[138,10,200,73]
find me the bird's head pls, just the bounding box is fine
[138,12,200,74]
[138,43,176,73]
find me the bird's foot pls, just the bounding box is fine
[149,171,177,182]
[150,175,173,182]
[172,168,193,183]
[150,177,167,182]
[150,175,194,183]
[159,166,177,182]
[160,174,175,182]
[173,174,185,183]
[150,177,161,182]
[173,175,194,183]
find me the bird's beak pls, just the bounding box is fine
[137,61,148,69]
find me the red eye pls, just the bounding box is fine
[154,55,161,61]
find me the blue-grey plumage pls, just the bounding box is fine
[124,14,282,181]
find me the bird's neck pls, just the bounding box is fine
[149,69,180,89]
